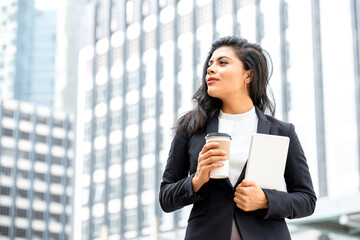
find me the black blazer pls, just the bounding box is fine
[159,107,316,240]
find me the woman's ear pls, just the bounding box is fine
[247,70,254,82]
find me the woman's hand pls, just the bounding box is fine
[234,179,269,211]
[192,142,227,192]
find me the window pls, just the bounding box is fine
[1,147,13,157]
[51,174,62,184]
[145,30,155,50]
[3,109,14,118]
[82,221,89,237]
[126,104,138,125]
[36,134,46,143]
[0,226,9,236]
[179,13,191,35]
[141,206,151,226]
[160,22,173,43]
[125,173,137,194]
[51,194,61,203]
[95,117,106,136]
[111,110,122,130]
[20,112,31,121]
[128,38,139,59]
[19,150,29,159]
[219,0,232,17]
[109,214,120,234]
[0,187,10,195]
[33,210,43,220]
[197,3,211,26]
[83,154,91,173]
[112,46,123,65]
[50,232,60,240]
[50,213,61,222]
[1,167,12,176]
[125,209,137,230]
[17,169,28,179]
[20,131,30,140]
[35,153,46,162]
[33,231,42,238]
[97,53,107,71]
[142,132,155,154]
[110,145,121,163]
[143,98,155,119]
[109,179,120,198]
[35,172,45,181]
[15,228,26,238]
[96,84,107,103]
[142,169,154,190]
[84,122,92,141]
[17,189,27,198]
[95,151,106,169]
[112,77,122,97]
[37,115,47,124]
[126,138,138,159]
[34,191,45,201]
[94,184,104,202]
[16,208,27,218]
[126,71,139,91]
[0,206,10,215]
[51,156,62,165]
[2,127,13,137]
[53,119,64,128]
[93,217,103,237]
[52,137,63,147]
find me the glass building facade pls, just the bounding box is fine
[76,0,360,239]
[0,99,74,240]
[0,0,57,108]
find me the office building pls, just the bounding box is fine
[76,0,360,239]
[0,0,57,108]
[0,99,74,240]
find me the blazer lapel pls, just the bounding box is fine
[234,107,270,187]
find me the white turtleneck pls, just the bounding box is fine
[218,106,258,186]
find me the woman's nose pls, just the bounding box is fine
[207,65,215,74]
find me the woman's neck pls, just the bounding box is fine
[221,96,254,114]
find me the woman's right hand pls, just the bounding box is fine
[192,142,228,192]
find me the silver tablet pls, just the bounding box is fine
[245,133,290,191]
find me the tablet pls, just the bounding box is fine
[245,133,290,191]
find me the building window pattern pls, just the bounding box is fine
[95,116,107,136]
[142,132,155,154]
[112,77,122,98]
[219,0,232,17]
[161,21,174,43]
[179,13,192,35]
[126,104,139,125]
[143,97,155,119]
[124,209,137,230]
[96,84,107,103]
[112,46,123,65]
[125,138,138,159]
[111,110,122,130]
[128,38,139,59]
[197,3,212,26]
[125,173,137,194]
[145,30,155,50]
[95,150,106,169]
[127,71,139,91]
[110,144,121,163]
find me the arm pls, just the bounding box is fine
[159,127,206,213]
[262,123,317,219]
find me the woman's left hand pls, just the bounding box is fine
[234,179,269,212]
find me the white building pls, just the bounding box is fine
[0,99,74,240]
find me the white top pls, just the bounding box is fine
[218,106,258,186]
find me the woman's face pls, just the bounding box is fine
[206,46,250,100]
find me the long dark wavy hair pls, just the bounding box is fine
[174,36,276,135]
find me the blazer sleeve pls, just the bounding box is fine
[262,123,317,219]
[159,126,207,213]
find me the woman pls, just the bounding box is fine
[159,36,316,240]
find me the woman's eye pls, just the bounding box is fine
[220,61,228,65]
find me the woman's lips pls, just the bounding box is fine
[207,77,219,84]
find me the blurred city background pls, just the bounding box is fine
[0,0,359,239]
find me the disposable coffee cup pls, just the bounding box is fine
[205,132,231,179]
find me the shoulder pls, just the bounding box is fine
[263,114,294,136]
